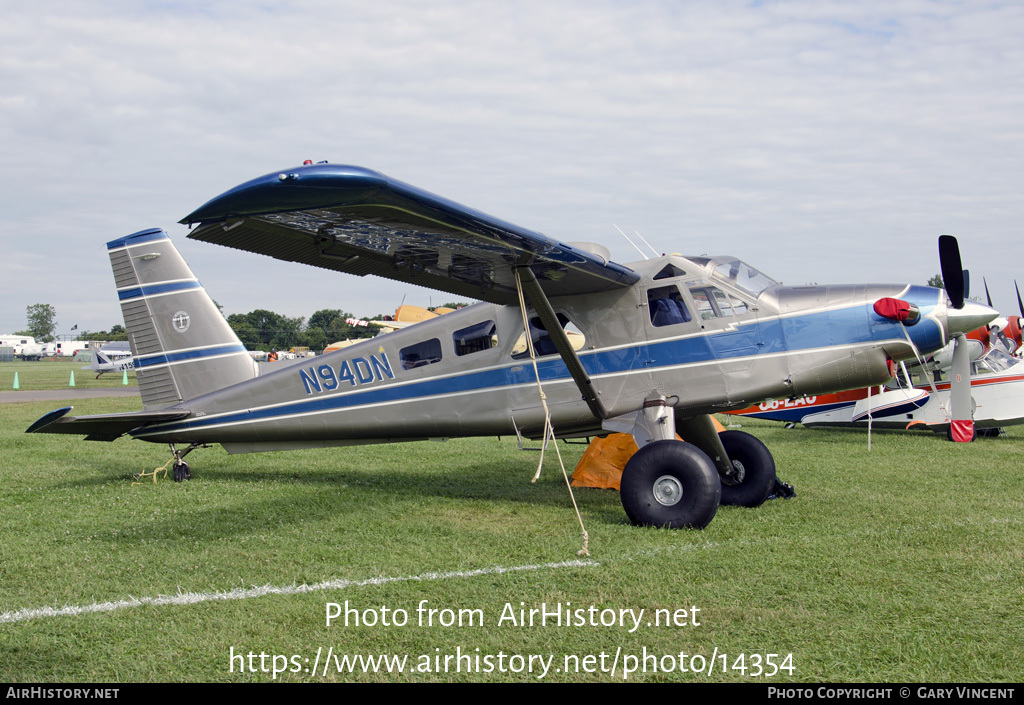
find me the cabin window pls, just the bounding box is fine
[453,320,498,356]
[648,286,692,327]
[511,314,585,359]
[399,338,442,370]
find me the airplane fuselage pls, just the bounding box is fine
[132,254,960,452]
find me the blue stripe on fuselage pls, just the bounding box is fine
[137,298,944,436]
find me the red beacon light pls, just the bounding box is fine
[303,159,313,165]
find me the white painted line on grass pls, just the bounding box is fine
[0,559,599,625]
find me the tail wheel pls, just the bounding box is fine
[718,430,776,508]
[620,440,721,529]
[173,461,191,482]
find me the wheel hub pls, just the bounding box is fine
[722,459,746,486]
[653,475,683,506]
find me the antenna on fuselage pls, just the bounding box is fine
[613,224,648,260]
[633,229,661,258]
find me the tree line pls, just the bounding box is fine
[21,303,468,352]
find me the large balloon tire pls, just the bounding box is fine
[620,440,721,529]
[717,430,776,508]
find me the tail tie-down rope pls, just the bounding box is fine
[132,458,174,485]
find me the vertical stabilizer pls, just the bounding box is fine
[107,228,258,408]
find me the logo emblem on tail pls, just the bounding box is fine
[172,311,191,333]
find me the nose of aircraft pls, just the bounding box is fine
[947,299,999,336]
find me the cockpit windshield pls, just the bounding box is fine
[975,348,1021,374]
[712,259,778,298]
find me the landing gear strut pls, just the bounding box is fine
[717,430,777,508]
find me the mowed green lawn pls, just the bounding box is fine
[0,360,137,391]
[0,385,1021,682]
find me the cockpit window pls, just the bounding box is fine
[688,282,747,319]
[713,287,747,316]
[975,348,1019,374]
[647,286,692,326]
[713,259,777,297]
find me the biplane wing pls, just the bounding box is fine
[181,163,639,305]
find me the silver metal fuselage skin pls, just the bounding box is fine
[133,254,961,453]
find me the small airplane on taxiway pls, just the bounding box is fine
[85,342,134,378]
[27,162,997,529]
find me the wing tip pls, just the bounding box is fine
[178,163,387,225]
[26,406,74,434]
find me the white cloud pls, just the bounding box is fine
[2,0,1022,335]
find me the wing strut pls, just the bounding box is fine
[514,265,608,420]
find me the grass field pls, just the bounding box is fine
[0,360,137,391]
[0,375,1021,682]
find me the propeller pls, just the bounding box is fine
[938,235,965,309]
[1011,281,1024,355]
[938,236,972,441]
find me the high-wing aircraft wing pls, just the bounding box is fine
[181,163,639,305]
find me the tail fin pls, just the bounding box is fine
[107,228,258,408]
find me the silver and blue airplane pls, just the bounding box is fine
[27,163,996,529]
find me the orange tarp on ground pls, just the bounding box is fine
[571,417,726,491]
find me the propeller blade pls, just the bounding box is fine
[939,235,965,309]
[962,269,970,302]
[983,277,993,308]
[948,332,974,442]
[1016,280,1023,318]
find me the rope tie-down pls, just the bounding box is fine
[514,269,590,557]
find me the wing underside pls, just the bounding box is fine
[181,164,638,305]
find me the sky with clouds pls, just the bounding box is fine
[2,0,1022,337]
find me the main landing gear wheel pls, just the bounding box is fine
[717,430,776,508]
[620,440,721,529]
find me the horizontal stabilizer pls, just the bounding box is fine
[26,406,191,442]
